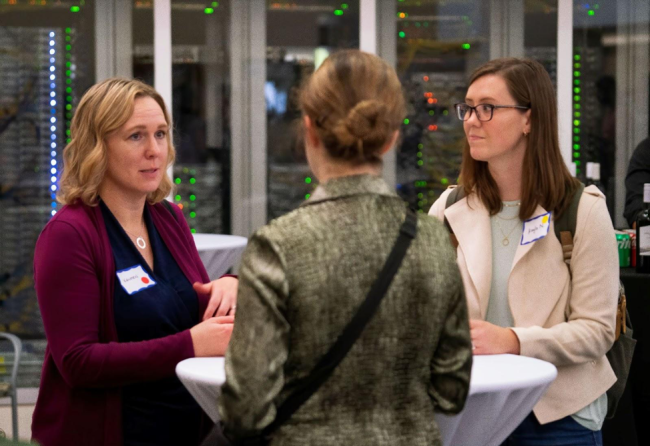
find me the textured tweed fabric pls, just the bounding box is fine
[219,174,472,446]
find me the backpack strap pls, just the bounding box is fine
[552,182,585,265]
[443,186,466,249]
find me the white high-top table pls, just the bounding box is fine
[177,354,557,446]
[192,234,247,279]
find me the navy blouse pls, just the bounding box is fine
[100,201,202,446]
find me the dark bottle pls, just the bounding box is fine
[636,183,650,273]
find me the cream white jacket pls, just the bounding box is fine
[429,185,619,423]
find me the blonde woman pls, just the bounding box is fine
[32,78,237,446]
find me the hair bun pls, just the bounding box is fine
[330,100,390,161]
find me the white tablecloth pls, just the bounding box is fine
[176,354,557,445]
[193,234,247,280]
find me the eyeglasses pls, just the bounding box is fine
[454,103,530,122]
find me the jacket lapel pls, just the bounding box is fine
[445,193,492,318]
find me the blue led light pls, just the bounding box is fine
[50,66,55,72]
[51,176,57,183]
[49,31,58,219]
[49,40,55,46]
[51,210,57,216]
[51,202,57,208]
[50,125,56,131]
[50,100,56,106]
[51,193,56,199]
[49,49,55,55]
[49,31,55,37]
[50,92,56,97]
[51,134,56,140]
[50,117,56,123]
[50,74,55,80]
[51,185,57,191]
[51,143,56,148]
[51,160,57,166]
[51,151,56,157]
[50,58,55,63]
[51,168,57,174]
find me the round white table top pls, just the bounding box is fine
[192,234,247,252]
[177,354,556,396]
[469,354,557,393]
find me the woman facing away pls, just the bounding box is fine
[216,49,473,446]
[429,58,619,446]
[32,78,238,446]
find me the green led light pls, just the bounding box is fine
[66,36,71,42]
[399,31,406,38]
[66,104,72,110]
[417,143,423,149]
[191,228,196,234]
[66,45,71,51]
[341,3,348,8]
[175,194,181,201]
[204,7,214,14]
[574,54,581,60]
[65,27,71,33]
[574,152,580,158]
[189,178,196,185]
[175,178,181,184]
[212,1,219,6]
[66,60,71,67]
[573,120,581,126]
[417,160,424,166]
[66,129,70,136]
[574,104,581,109]
[66,87,72,93]
[305,177,312,184]
[574,128,580,134]
[189,194,196,201]
[66,53,71,59]
[441,178,449,185]
[418,193,424,199]
[65,138,71,143]
[66,96,72,102]
[443,110,449,116]
[574,136,580,142]
[418,201,424,207]
[594,4,600,9]
[462,43,471,50]
[66,112,72,119]
[70,6,80,12]
[429,110,434,116]
[575,161,581,166]
[190,212,196,218]
[65,70,71,77]
[574,88,581,94]
[573,144,580,150]
[416,22,421,27]
[417,152,422,158]
[403,118,410,125]
[334,9,343,16]
[183,168,189,173]
[574,95,581,102]
[588,10,595,16]
[574,63,581,69]
[575,112,581,117]
[574,79,581,85]
[305,193,311,200]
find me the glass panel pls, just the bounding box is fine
[170,0,231,234]
[0,0,97,386]
[133,0,155,85]
[394,0,491,213]
[266,0,360,220]
[525,1,558,87]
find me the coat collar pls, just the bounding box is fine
[302,174,397,206]
[445,193,549,318]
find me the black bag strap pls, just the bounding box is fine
[263,209,418,435]
[552,182,585,261]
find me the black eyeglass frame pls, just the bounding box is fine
[454,103,531,122]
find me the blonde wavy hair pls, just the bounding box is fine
[57,78,175,206]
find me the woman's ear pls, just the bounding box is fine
[304,115,320,149]
[523,109,532,135]
[380,130,400,155]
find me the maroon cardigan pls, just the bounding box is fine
[32,201,211,446]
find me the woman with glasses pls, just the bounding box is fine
[429,58,619,445]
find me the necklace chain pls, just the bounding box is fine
[494,218,520,246]
[123,221,147,250]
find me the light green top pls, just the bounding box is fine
[489,201,606,431]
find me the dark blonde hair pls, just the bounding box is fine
[58,78,175,206]
[299,50,406,164]
[459,58,579,220]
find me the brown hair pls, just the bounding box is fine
[299,49,406,165]
[459,58,579,220]
[58,78,175,206]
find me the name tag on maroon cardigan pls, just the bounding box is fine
[116,265,157,295]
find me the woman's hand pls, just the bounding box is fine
[193,276,239,321]
[470,319,521,355]
[190,316,234,357]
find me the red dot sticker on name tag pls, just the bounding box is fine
[116,265,157,295]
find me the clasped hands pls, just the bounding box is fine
[470,319,521,355]
[190,276,239,357]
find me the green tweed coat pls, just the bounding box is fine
[219,174,472,446]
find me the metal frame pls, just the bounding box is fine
[230,0,267,236]
[95,0,133,82]
[557,0,574,170]
[490,0,524,59]
[615,0,650,228]
[0,333,22,442]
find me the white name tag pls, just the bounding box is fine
[116,265,156,295]
[521,212,552,245]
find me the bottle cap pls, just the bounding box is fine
[644,183,650,203]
